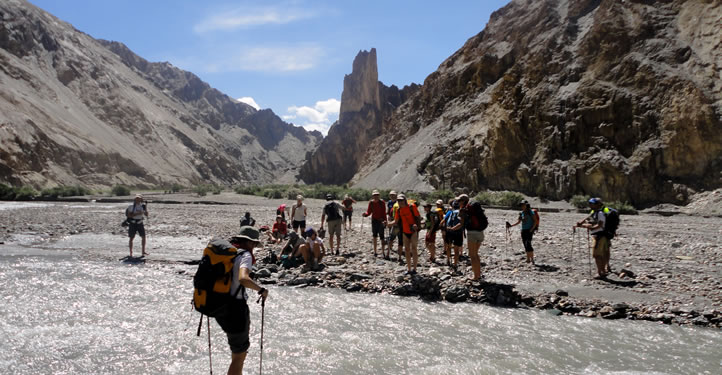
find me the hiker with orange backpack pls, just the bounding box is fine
[387,194,422,274]
[506,199,539,264]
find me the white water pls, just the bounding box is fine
[1,239,721,374]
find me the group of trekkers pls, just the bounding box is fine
[185,191,616,374]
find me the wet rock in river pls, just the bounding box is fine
[445,285,470,303]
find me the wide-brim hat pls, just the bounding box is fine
[435,199,444,205]
[232,226,261,242]
[135,194,143,199]
[372,189,380,195]
[296,195,304,200]
[519,199,529,206]
[457,194,469,201]
[397,194,406,200]
[389,190,397,196]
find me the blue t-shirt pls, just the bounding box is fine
[520,210,535,230]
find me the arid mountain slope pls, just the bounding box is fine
[0,0,320,189]
[349,0,721,206]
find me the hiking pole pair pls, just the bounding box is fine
[586,228,592,278]
[256,294,266,375]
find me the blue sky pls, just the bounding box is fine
[29,0,509,135]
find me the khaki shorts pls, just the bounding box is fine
[467,230,484,244]
[593,235,610,258]
[327,219,342,237]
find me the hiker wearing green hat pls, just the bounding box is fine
[220,226,269,375]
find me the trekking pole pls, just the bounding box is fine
[256,295,266,375]
[570,227,575,265]
[206,316,213,375]
[586,229,592,277]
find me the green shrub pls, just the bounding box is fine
[170,183,184,193]
[474,191,525,208]
[111,185,131,196]
[13,186,37,200]
[570,195,591,209]
[40,185,90,198]
[0,183,15,200]
[609,201,638,215]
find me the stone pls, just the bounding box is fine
[555,289,569,297]
[345,283,363,293]
[445,285,470,303]
[255,268,272,278]
[348,273,372,281]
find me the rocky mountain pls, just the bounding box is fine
[299,49,418,184]
[0,0,321,189]
[335,0,721,206]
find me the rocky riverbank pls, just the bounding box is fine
[0,193,719,328]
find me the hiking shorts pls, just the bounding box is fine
[593,235,610,258]
[343,210,352,219]
[467,230,484,244]
[371,219,385,240]
[425,230,436,244]
[292,220,306,231]
[128,222,145,238]
[402,231,418,247]
[328,219,342,237]
[446,230,463,247]
[389,226,402,247]
[215,299,250,354]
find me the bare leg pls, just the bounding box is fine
[141,235,147,255]
[410,241,418,271]
[372,237,378,256]
[335,235,341,254]
[468,241,481,280]
[227,351,247,375]
[453,245,461,267]
[128,236,134,257]
[404,241,412,272]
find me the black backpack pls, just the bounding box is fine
[324,202,342,221]
[603,207,620,239]
[465,201,488,231]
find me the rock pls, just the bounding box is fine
[348,273,372,281]
[548,309,563,316]
[555,289,569,297]
[255,268,272,278]
[613,303,629,312]
[287,277,316,286]
[428,267,442,276]
[445,285,470,303]
[345,283,363,292]
[440,274,452,281]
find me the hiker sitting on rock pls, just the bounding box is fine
[321,194,343,255]
[363,189,388,259]
[507,199,538,264]
[298,228,325,271]
[342,194,357,231]
[240,212,255,227]
[575,197,611,279]
[279,231,306,269]
[267,215,287,244]
[126,194,149,257]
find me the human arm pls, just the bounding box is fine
[363,201,372,217]
[238,267,268,301]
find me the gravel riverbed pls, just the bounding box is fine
[1,193,720,328]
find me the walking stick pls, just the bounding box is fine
[206,316,213,375]
[571,227,575,264]
[586,229,592,277]
[257,295,265,375]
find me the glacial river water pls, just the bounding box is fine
[1,228,721,374]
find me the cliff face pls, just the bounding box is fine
[351,0,721,206]
[0,0,321,189]
[299,49,418,184]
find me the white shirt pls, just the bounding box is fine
[292,203,307,221]
[126,203,145,221]
[230,251,253,300]
[306,237,323,248]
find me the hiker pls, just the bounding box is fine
[388,194,421,274]
[291,195,307,234]
[386,191,404,262]
[276,204,288,223]
[267,215,287,244]
[423,202,441,263]
[126,194,149,257]
[575,198,612,278]
[459,194,488,281]
[507,199,539,264]
[279,230,306,268]
[220,226,269,375]
[362,189,388,258]
[321,194,343,255]
[299,228,325,271]
[436,199,449,263]
[240,212,256,227]
[443,200,464,269]
[342,194,357,231]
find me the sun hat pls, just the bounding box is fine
[232,226,260,242]
[457,194,469,201]
[397,194,406,200]
[296,194,304,200]
[389,190,397,196]
[135,194,143,199]
[436,199,444,205]
[372,190,380,195]
[519,199,529,206]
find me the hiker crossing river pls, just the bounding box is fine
[0,195,720,374]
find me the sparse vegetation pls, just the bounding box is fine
[170,183,184,193]
[609,201,638,215]
[0,184,38,200]
[570,195,591,209]
[192,184,223,197]
[474,191,525,208]
[40,185,90,198]
[111,185,131,196]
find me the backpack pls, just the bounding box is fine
[532,208,540,230]
[324,202,342,221]
[465,201,488,231]
[192,238,246,317]
[445,210,461,230]
[603,207,619,239]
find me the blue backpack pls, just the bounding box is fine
[445,210,461,230]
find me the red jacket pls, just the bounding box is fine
[365,199,386,221]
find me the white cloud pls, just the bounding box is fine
[194,5,316,33]
[196,45,324,73]
[237,97,261,110]
[284,98,340,135]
